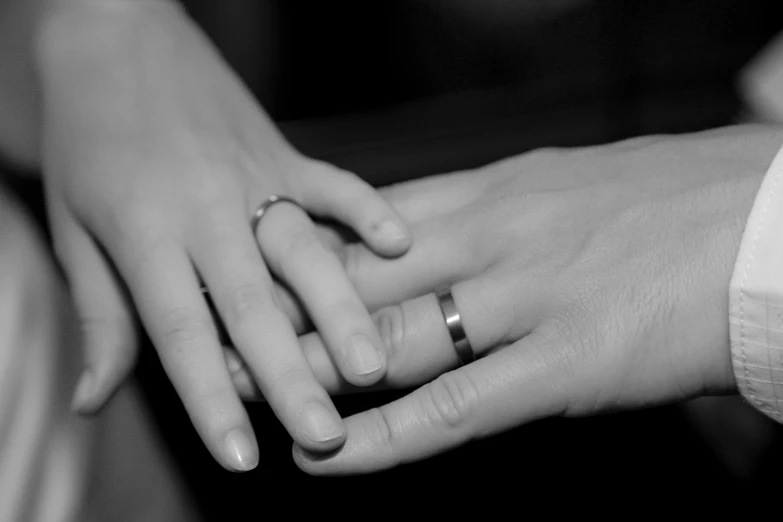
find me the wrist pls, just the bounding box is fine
[35,0,184,73]
[33,0,200,141]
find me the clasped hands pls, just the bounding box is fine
[38,1,783,477]
[225,125,783,475]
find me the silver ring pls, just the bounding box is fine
[199,194,301,297]
[250,194,303,237]
[436,286,475,366]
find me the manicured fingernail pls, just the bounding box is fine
[71,369,95,412]
[377,219,408,245]
[301,402,344,443]
[345,334,383,376]
[224,429,258,472]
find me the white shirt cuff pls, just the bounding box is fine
[730,141,783,422]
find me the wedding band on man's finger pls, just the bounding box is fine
[230,292,461,400]
[435,286,475,366]
[307,285,487,390]
[233,278,521,400]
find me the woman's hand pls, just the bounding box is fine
[232,125,782,474]
[36,1,410,471]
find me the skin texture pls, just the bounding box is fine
[227,125,783,474]
[34,1,411,472]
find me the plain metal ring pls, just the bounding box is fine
[435,286,475,366]
[250,194,303,238]
[199,194,302,345]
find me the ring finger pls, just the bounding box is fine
[233,271,545,400]
[256,201,389,387]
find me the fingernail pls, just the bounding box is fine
[301,402,344,443]
[377,219,408,245]
[71,369,95,412]
[345,334,383,376]
[224,429,258,472]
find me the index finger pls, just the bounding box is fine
[292,328,575,475]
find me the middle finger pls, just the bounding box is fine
[190,212,346,452]
[257,202,389,386]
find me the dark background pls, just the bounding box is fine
[5,0,783,515]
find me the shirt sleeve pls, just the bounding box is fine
[730,142,783,422]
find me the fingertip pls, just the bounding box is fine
[71,364,127,415]
[223,427,259,472]
[297,163,413,257]
[368,218,412,257]
[341,333,387,387]
[291,443,318,475]
[291,441,343,476]
[296,400,346,452]
[75,330,138,415]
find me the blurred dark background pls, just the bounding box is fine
[189,0,781,184]
[5,0,783,516]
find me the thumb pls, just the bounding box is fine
[54,216,137,414]
[292,326,578,475]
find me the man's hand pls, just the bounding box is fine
[232,125,783,474]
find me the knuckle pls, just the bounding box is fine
[421,372,479,433]
[157,307,212,354]
[365,406,399,454]
[538,317,590,374]
[115,200,164,240]
[535,309,606,415]
[294,157,328,180]
[125,227,175,282]
[264,363,325,411]
[225,282,272,321]
[271,362,309,386]
[374,305,406,365]
[266,362,314,396]
[339,180,374,210]
[189,386,242,429]
[548,302,604,359]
